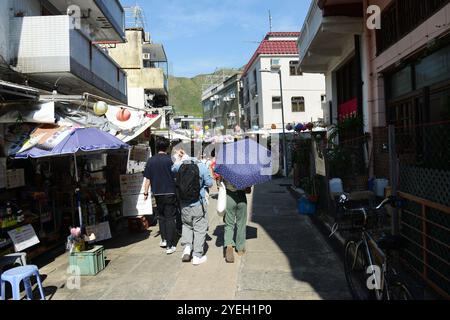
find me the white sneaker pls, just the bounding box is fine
[159,240,167,248]
[192,255,207,266]
[166,246,177,255]
[181,246,191,262]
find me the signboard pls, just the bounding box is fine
[86,222,112,243]
[120,174,153,217]
[127,145,151,174]
[313,140,326,177]
[6,169,25,189]
[7,224,40,252]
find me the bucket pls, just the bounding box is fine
[329,178,344,194]
[298,197,316,215]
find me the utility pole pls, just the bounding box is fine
[268,10,273,32]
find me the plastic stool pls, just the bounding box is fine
[1,265,45,300]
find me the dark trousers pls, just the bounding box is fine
[155,195,178,247]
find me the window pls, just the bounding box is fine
[292,97,305,112]
[376,0,449,55]
[253,69,258,94]
[290,61,302,76]
[272,96,282,109]
[336,56,357,105]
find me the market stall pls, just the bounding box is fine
[0,125,130,260]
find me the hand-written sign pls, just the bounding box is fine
[86,222,112,243]
[120,174,153,217]
[7,224,40,252]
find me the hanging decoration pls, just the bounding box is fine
[116,108,131,122]
[93,101,108,116]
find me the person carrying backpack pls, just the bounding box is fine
[172,149,213,266]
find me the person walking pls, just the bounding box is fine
[143,138,178,255]
[223,179,251,263]
[172,149,213,266]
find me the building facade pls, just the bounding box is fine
[298,0,450,298]
[242,32,326,131]
[201,73,243,130]
[107,28,169,110]
[2,0,127,103]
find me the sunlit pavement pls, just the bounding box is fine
[36,178,351,300]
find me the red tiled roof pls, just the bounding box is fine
[243,33,300,76]
[266,32,301,37]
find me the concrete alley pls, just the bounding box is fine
[36,178,351,300]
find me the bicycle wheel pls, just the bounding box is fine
[389,282,414,300]
[344,240,373,300]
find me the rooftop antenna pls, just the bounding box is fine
[269,10,273,32]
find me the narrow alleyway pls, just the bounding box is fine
[36,178,351,300]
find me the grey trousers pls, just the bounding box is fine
[181,203,208,258]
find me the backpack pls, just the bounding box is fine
[176,161,201,202]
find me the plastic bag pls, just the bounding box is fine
[217,182,227,217]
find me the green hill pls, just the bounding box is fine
[168,68,241,118]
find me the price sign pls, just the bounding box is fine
[7,224,40,252]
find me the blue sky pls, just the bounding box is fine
[120,0,311,78]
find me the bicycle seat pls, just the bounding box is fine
[377,235,404,251]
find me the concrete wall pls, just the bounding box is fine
[108,29,143,69]
[126,68,165,92]
[254,56,325,129]
[128,87,145,109]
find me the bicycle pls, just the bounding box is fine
[331,194,414,300]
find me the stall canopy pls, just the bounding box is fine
[14,126,130,159]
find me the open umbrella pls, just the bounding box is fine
[214,138,272,190]
[15,127,130,228]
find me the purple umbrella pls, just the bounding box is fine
[15,127,130,159]
[15,128,130,227]
[215,138,272,190]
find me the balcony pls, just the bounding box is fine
[10,16,127,103]
[43,0,125,42]
[298,0,364,73]
[126,68,168,96]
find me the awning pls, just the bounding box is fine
[113,114,162,143]
[0,80,39,100]
[0,101,55,124]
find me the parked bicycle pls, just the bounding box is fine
[331,194,414,300]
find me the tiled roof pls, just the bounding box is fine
[243,32,300,76]
[266,32,301,37]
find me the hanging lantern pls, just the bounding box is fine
[286,123,293,131]
[295,123,304,132]
[116,108,131,122]
[306,122,314,131]
[271,124,277,130]
[205,125,210,131]
[93,101,108,116]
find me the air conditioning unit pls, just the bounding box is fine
[229,93,236,99]
[143,53,151,60]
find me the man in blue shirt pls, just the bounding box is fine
[172,149,213,266]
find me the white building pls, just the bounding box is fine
[242,32,326,130]
[1,0,127,103]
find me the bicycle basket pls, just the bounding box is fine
[337,209,384,239]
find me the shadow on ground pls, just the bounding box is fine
[241,178,351,300]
